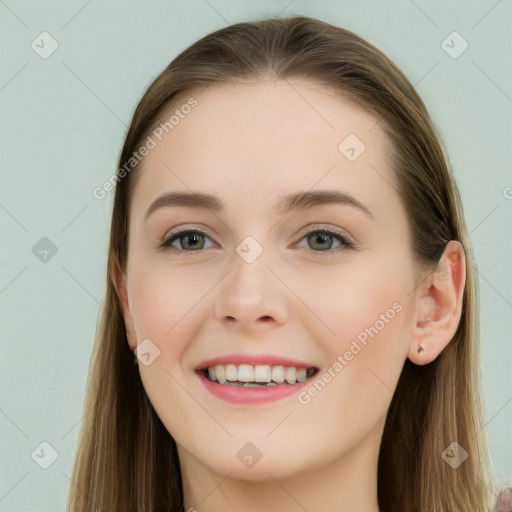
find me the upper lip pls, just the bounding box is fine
[194,352,318,371]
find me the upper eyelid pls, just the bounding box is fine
[162,225,215,243]
[163,224,352,237]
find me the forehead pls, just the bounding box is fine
[130,79,399,222]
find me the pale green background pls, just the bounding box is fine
[1,0,511,510]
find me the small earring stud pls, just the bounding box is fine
[417,344,425,354]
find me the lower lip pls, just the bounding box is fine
[196,370,313,404]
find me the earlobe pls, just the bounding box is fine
[408,240,466,366]
[112,258,138,351]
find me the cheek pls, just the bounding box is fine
[128,263,217,359]
[302,252,415,414]
[128,264,215,439]
[129,269,177,341]
[301,250,413,345]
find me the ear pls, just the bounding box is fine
[408,240,466,365]
[112,257,138,351]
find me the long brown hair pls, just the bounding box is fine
[67,15,493,511]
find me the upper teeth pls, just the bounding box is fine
[206,364,312,385]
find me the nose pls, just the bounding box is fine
[213,247,289,331]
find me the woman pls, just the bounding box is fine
[67,15,497,511]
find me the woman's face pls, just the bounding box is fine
[119,79,421,481]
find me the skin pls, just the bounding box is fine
[113,79,466,512]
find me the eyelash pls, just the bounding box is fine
[160,227,355,254]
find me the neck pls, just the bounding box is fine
[180,419,383,512]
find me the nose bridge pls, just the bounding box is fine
[213,234,288,326]
[230,234,275,304]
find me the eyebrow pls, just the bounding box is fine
[144,189,374,220]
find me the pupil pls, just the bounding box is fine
[312,234,331,250]
[185,234,202,249]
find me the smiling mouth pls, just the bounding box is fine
[199,364,318,388]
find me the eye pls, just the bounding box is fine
[160,227,355,253]
[296,228,355,252]
[160,229,214,251]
